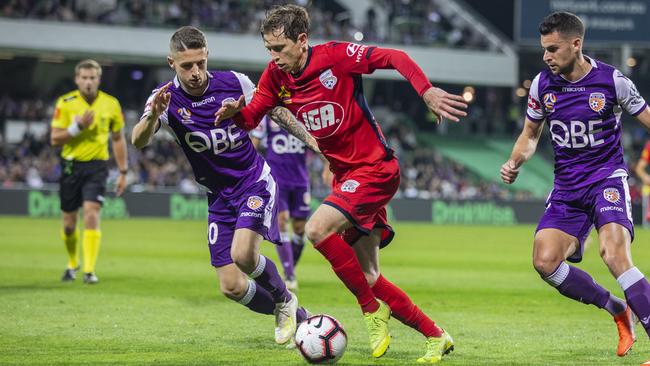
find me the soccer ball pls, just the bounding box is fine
[294,314,347,364]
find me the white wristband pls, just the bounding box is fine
[67,122,81,137]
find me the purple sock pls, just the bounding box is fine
[291,233,305,266]
[603,294,627,316]
[544,262,609,308]
[276,233,295,280]
[249,255,291,303]
[237,279,275,315]
[618,267,650,337]
[297,307,308,324]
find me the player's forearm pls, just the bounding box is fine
[509,133,539,167]
[131,116,158,149]
[269,107,322,156]
[372,48,432,96]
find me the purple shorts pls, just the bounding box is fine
[537,176,634,263]
[206,175,281,268]
[277,183,311,219]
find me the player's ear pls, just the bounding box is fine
[298,33,308,50]
[572,37,582,52]
[167,55,174,69]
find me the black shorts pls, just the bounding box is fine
[59,160,108,212]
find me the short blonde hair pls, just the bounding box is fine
[75,59,102,77]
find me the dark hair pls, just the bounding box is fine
[260,4,310,41]
[539,11,585,38]
[170,26,207,53]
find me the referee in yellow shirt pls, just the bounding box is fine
[50,59,128,284]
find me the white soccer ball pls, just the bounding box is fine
[294,314,347,364]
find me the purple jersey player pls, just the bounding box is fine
[131,26,306,346]
[251,118,311,291]
[501,12,650,361]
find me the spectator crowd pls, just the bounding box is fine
[1,0,491,49]
[0,92,537,202]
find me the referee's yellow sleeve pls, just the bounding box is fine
[51,97,70,129]
[111,100,125,133]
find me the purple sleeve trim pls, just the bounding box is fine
[526,112,544,122]
[631,102,648,117]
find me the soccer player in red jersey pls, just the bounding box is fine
[636,140,650,222]
[215,5,467,362]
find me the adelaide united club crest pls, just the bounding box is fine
[319,69,338,90]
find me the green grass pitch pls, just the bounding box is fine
[1,216,649,365]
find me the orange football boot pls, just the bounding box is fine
[614,306,636,357]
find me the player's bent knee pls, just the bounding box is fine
[231,255,256,274]
[305,220,327,244]
[532,254,562,277]
[219,281,247,300]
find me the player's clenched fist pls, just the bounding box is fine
[500,160,519,184]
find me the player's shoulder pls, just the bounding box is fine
[591,57,616,73]
[209,70,249,91]
[315,41,349,58]
[531,70,550,92]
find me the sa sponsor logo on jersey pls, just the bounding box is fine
[543,93,556,113]
[341,180,360,193]
[603,188,621,204]
[319,69,338,90]
[178,107,193,124]
[247,196,264,210]
[589,92,606,113]
[297,101,345,138]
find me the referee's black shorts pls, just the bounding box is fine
[59,160,108,212]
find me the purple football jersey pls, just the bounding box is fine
[251,117,309,187]
[526,57,647,189]
[141,71,265,197]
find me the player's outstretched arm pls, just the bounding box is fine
[500,118,544,184]
[269,106,322,157]
[346,45,467,123]
[132,82,171,149]
[422,87,468,123]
